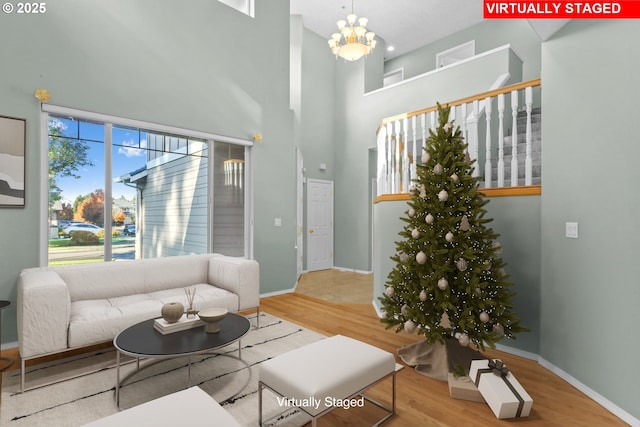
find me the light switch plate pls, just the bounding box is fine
[565,222,578,238]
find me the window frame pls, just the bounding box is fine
[39,104,254,266]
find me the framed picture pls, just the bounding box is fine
[0,115,26,207]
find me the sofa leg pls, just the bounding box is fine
[256,307,260,329]
[21,358,25,393]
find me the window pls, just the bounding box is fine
[43,106,252,266]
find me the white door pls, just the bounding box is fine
[306,179,333,271]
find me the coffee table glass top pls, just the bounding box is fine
[114,312,250,357]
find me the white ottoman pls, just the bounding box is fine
[84,386,241,427]
[259,334,396,426]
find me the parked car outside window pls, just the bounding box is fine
[123,224,136,236]
[61,223,103,237]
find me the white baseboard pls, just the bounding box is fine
[1,340,18,351]
[259,288,295,299]
[332,266,373,275]
[372,299,384,318]
[494,342,539,361]
[538,357,639,426]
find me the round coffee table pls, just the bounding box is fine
[113,312,250,407]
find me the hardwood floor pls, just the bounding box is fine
[1,279,628,426]
[294,269,373,304]
[261,293,627,427]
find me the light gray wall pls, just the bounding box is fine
[541,20,640,420]
[0,0,297,342]
[384,19,542,84]
[372,195,541,354]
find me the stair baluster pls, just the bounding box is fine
[402,117,409,192]
[484,96,493,188]
[467,100,480,178]
[394,120,401,194]
[497,93,505,187]
[411,115,418,186]
[525,86,533,186]
[387,122,393,194]
[510,90,519,187]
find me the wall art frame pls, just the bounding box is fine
[0,115,26,207]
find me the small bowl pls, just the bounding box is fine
[198,308,228,333]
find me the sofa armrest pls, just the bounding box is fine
[18,269,71,359]
[208,257,259,311]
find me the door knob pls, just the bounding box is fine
[309,229,314,234]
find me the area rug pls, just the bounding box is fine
[1,313,324,427]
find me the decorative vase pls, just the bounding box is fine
[161,302,184,323]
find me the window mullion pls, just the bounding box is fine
[40,112,50,266]
[104,123,113,261]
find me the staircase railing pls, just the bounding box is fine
[375,78,541,197]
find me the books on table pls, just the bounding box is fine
[153,315,204,334]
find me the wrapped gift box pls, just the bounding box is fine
[448,373,485,402]
[469,359,533,419]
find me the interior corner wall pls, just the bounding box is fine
[541,20,640,420]
[0,0,297,344]
[296,28,338,271]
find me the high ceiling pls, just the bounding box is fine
[289,0,485,60]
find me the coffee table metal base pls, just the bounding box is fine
[114,343,250,409]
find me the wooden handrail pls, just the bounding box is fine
[379,78,541,129]
[373,185,541,204]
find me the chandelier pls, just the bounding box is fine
[327,1,376,61]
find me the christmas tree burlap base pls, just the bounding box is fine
[398,338,486,382]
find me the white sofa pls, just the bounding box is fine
[17,253,259,390]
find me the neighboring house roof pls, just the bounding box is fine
[114,166,148,186]
[113,196,135,211]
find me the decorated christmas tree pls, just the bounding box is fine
[380,103,526,370]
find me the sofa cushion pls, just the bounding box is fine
[147,283,238,313]
[68,284,238,348]
[141,254,214,293]
[69,295,161,348]
[55,261,148,302]
[56,254,218,302]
